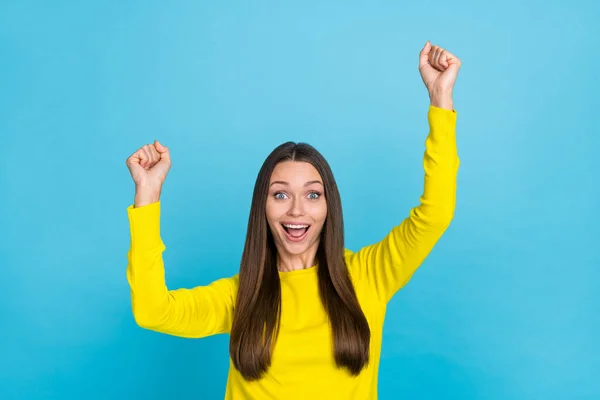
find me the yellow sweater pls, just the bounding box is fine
[126,105,459,399]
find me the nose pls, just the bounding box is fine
[287,196,305,217]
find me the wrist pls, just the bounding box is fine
[134,187,161,208]
[429,90,454,110]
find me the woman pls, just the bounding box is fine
[125,41,461,399]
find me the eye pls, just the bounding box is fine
[274,192,288,200]
[308,191,321,200]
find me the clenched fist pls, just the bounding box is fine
[418,41,461,96]
[126,140,171,206]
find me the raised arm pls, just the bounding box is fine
[126,201,236,338]
[350,104,459,303]
[348,42,462,303]
[124,141,236,338]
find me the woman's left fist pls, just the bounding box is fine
[419,41,461,95]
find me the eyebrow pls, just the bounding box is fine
[269,180,323,187]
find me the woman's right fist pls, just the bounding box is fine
[125,140,171,189]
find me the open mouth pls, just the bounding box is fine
[281,223,311,242]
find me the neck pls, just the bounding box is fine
[276,241,320,272]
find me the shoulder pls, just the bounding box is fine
[343,248,362,280]
[343,248,383,310]
[219,274,239,292]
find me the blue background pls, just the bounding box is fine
[1,1,599,399]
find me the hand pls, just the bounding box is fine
[125,140,172,190]
[418,41,461,97]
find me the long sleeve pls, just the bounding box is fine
[126,201,237,338]
[349,105,460,303]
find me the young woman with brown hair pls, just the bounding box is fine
[124,41,461,399]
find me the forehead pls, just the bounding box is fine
[270,161,322,183]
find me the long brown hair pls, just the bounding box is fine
[229,142,370,380]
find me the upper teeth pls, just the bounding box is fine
[283,224,309,229]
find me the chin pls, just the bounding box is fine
[283,236,320,254]
[283,242,311,254]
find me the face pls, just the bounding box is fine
[266,161,327,258]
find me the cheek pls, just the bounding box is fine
[265,200,286,230]
[309,203,327,223]
[265,215,282,239]
[265,201,275,228]
[265,198,280,218]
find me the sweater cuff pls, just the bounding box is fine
[428,104,457,123]
[127,201,165,252]
[428,105,457,139]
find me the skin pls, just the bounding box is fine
[266,161,327,272]
[420,41,461,110]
